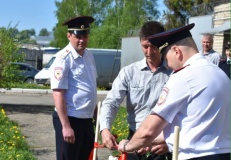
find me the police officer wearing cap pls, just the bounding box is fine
[50,16,97,160]
[117,23,230,160]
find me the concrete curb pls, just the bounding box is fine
[0,88,109,95]
[0,88,52,94]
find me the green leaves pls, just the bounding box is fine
[0,28,24,88]
[51,0,160,49]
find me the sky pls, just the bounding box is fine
[0,0,166,36]
[0,0,58,35]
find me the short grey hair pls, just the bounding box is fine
[201,34,213,42]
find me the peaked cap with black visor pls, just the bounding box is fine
[63,16,94,35]
[148,23,195,59]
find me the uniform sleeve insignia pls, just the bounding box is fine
[157,87,169,105]
[54,67,63,80]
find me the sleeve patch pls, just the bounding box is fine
[157,87,169,105]
[54,67,63,80]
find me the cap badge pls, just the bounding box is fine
[81,25,84,29]
[159,42,169,52]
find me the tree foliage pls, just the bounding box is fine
[50,0,93,48]
[0,27,24,88]
[162,0,214,29]
[39,28,49,36]
[50,0,160,49]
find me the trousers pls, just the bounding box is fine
[52,111,94,160]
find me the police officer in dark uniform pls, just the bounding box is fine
[219,43,230,78]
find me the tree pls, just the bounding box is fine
[39,28,49,36]
[162,0,214,29]
[51,0,160,49]
[50,0,93,48]
[88,0,160,49]
[0,27,24,88]
[15,29,36,43]
[29,29,36,36]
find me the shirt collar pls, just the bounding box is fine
[183,53,204,66]
[200,49,215,55]
[68,43,84,59]
[137,58,168,71]
[172,54,202,74]
[136,58,148,70]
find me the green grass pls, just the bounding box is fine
[93,106,129,158]
[13,83,50,89]
[0,106,128,159]
[13,82,107,90]
[110,107,129,142]
[0,108,36,160]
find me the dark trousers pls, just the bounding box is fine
[127,128,172,160]
[188,153,230,160]
[53,111,94,160]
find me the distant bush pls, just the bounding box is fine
[0,27,24,88]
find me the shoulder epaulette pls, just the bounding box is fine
[60,49,70,59]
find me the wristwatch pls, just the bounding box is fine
[123,140,129,152]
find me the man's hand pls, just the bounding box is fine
[151,142,169,155]
[136,142,169,155]
[62,126,75,144]
[101,129,118,149]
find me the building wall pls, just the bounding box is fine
[213,0,230,55]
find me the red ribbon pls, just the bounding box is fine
[88,142,127,160]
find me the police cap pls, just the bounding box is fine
[63,16,94,35]
[148,23,195,53]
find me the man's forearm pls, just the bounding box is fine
[119,114,168,152]
[53,89,70,128]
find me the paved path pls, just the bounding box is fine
[0,88,125,107]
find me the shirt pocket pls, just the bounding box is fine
[130,74,145,89]
[72,65,83,78]
[130,78,145,99]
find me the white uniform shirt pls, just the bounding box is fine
[50,43,97,118]
[152,54,230,160]
[99,58,171,131]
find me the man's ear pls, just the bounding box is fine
[67,32,71,39]
[172,45,183,60]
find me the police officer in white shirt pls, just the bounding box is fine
[118,23,230,160]
[50,16,97,160]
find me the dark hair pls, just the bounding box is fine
[139,21,165,39]
[224,43,230,49]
